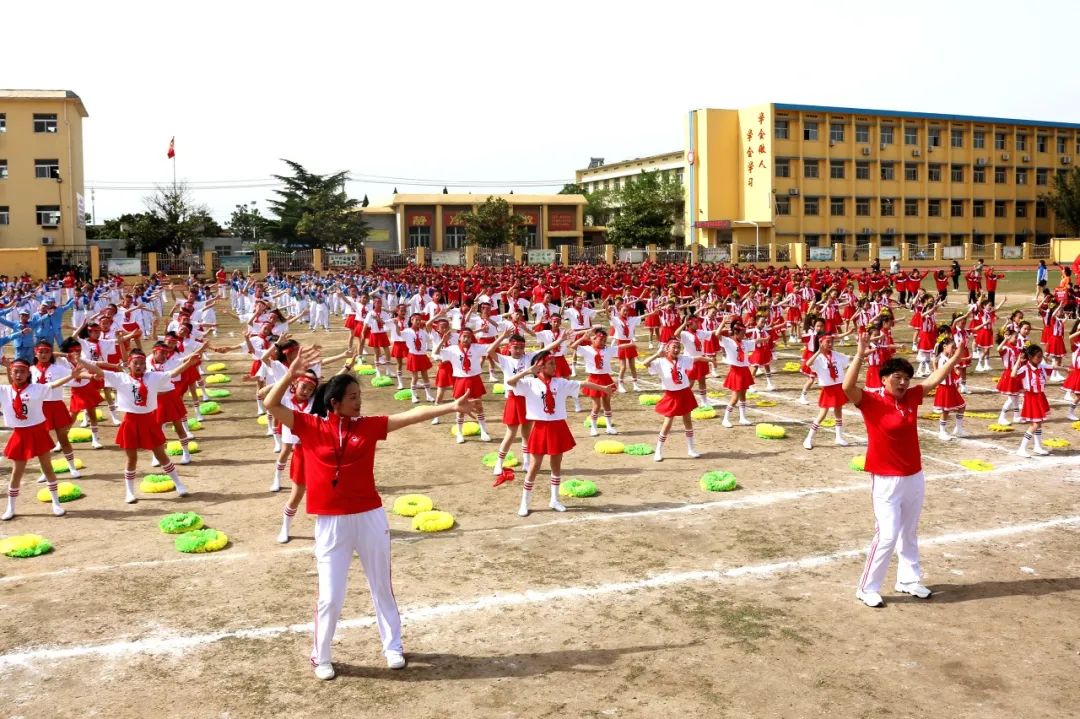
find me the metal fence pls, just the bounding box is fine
[700,247,731,264]
[840,242,870,263]
[371,250,410,270]
[266,249,315,273]
[473,248,516,267]
[737,245,770,263]
[157,253,205,277]
[775,245,791,263]
[1029,242,1052,259]
[656,249,692,265]
[250,251,262,274]
[906,242,932,261]
[970,241,992,259]
[567,245,606,265]
[617,248,648,264]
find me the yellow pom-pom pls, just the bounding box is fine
[51,458,85,474]
[594,440,625,454]
[965,412,998,420]
[75,408,105,423]
[755,423,787,439]
[706,390,726,398]
[1072,420,1080,432]
[204,374,231,384]
[392,494,434,517]
[165,440,199,455]
[782,362,802,372]
[140,474,175,493]
[37,481,82,503]
[257,415,269,426]
[206,362,227,373]
[819,418,836,428]
[755,400,777,407]
[691,406,717,420]
[921,412,942,421]
[1043,438,1070,448]
[0,533,53,557]
[988,423,1015,432]
[960,459,994,472]
[68,427,93,443]
[450,422,480,437]
[412,510,455,532]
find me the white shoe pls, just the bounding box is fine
[277,528,290,543]
[52,503,66,517]
[51,443,62,453]
[492,463,503,476]
[722,418,733,428]
[456,433,465,444]
[894,582,932,599]
[110,413,121,426]
[91,439,103,449]
[589,426,599,437]
[480,431,492,442]
[549,499,566,512]
[431,416,440,425]
[738,419,752,426]
[36,474,47,484]
[411,395,420,404]
[653,452,663,463]
[314,663,336,680]
[803,437,814,450]
[386,651,406,670]
[1,508,13,521]
[1067,412,1079,421]
[1015,448,1033,458]
[270,481,281,492]
[687,449,701,459]
[997,415,1011,425]
[179,452,192,465]
[125,492,137,504]
[1033,447,1050,456]
[938,431,953,442]
[834,438,849,447]
[174,481,190,497]
[953,428,969,438]
[632,383,641,392]
[151,456,160,467]
[605,427,618,435]
[616,384,627,394]
[517,501,530,517]
[855,589,885,607]
[797,396,809,405]
[765,383,775,392]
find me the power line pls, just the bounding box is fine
[86,173,575,191]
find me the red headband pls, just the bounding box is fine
[295,375,318,388]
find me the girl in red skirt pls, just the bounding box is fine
[1,358,86,521]
[570,328,620,437]
[79,350,201,504]
[261,369,318,540]
[797,315,826,404]
[995,326,1027,425]
[362,298,393,372]
[61,338,106,448]
[435,326,492,443]
[428,315,456,424]
[149,340,196,465]
[388,305,409,389]
[717,319,759,429]
[505,351,613,516]
[931,336,967,440]
[608,301,660,392]
[677,314,721,408]
[747,312,784,392]
[534,316,579,410]
[642,340,701,461]
[1042,302,1067,382]
[400,313,435,404]
[1062,323,1080,420]
[915,296,944,377]
[801,333,851,449]
[29,340,82,478]
[1014,344,1052,457]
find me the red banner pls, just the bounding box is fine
[444,208,469,226]
[406,210,434,228]
[547,206,576,231]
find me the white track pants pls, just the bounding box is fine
[310,508,402,666]
[858,471,925,593]
[310,305,329,330]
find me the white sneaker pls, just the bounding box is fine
[517,500,530,517]
[1067,412,1079,421]
[797,396,809,405]
[411,395,420,404]
[386,651,406,670]
[687,449,701,458]
[480,431,492,442]
[151,456,160,467]
[653,452,663,463]
[938,431,954,442]
[721,418,733,428]
[894,582,932,599]
[314,663,336,680]
[617,384,627,394]
[549,499,567,512]
[179,452,192,465]
[834,438,849,447]
[855,589,885,607]
[1015,448,1033,458]
[803,437,814,450]
[589,426,599,437]
[174,481,190,498]
[277,527,291,544]
[1,508,13,521]
[110,413,121,426]
[431,416,440,425]
[125,492,137,504]
[270,481,281,493]
[52,503,66,517]
[738,419,752,426]
[492,463,503,476]
[1033,447,1050,456]
[997,415,1011,425]
[36,473,47,484]
[632,383,641,392]
[456,433,465,444]
[605,427,618,435]
[953,428,969,438]
[91,439,104,449]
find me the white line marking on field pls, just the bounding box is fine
[1,515,1077,669]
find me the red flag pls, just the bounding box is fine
[167,137,175,159]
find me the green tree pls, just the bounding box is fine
[267,160,367,250]
[1042,167,1080,236]
[606,170,683,248]
[584,189,613,227]
[112,184,209,255]
[456,196,527,249]
[227,204,268,244]
[559,183,585,195]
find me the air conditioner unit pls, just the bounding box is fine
[862,227,873,235]
[829,140,835,147]
[976,158,987,166]
[886,227,895,235]
[837,228,846,235]
[1002,152,1010,161]
[880,142,887,151]
[1022,154,1031,163]
[861,147,871,156]
[40,237,54,246]
[1064,156,1073,165]
[912,149,921,158]
[788,188,800,196]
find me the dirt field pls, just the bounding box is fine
[1,273,1078,719]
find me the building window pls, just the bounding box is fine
[1016,201,1027,218]
[444,226,467,249]
[34,159,60,180]
[1037,135,1048,153]
[829,160,845,179]
[993,234,1008,244]
[855,124,870,143]
[950,200,964,217]
[775,120,789,140]
[881,198,895,216]
[994,132,1006,150]
[973,200,986,217]
[928,199,942,217]
[950,128,963,148]
[775,158,791,178]
[880,126,894,145]
[904,126,918,145]
[1076,137,1080,154]
[830,123,844,142]
[855,161,870,180]
[1015,233,1028,245]
[804,197,819,215]
[830,197,845,216]
[880,162,895,181]
[804,159,819,179]
[927,234,942,245]
[1016,168,1028,185]
[33,114,58,133]
[1016,134,1027,151]
[1036,200,1048,218]
[904,198,918,217]
[805,235,822,246]
[904,163,918,182]
[775,196,791,215]
[928,128,942,147]
[0,160,7,180]
[1036,168,1048,186]
[973,167,986,183]
[994,200,1007,218]
[950,164,964,183]
[523,228,539,248]
[0,114,5,133]
[973,131,985,149]
[407,226,431,249]
[994,166,1007,184]
[35,205,60,226]
[928,164,942,182]
[0,206,8,225]
[1057,135,1068,154]
[855,198,870,216]
[803,121,818,141]
[612,178,621,191]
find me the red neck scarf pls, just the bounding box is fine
[11,382,29,420]
[692,332,702,352]
[413,331,422,351]
[826,354,838,380]
[594,349,603,370]
[669,357,683,384]
[132,372,148,407]
[460,343,472,372]
[735,341,745,363]
[35,363,49,383]
[540,375,556,414]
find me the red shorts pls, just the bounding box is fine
[655,387,698,417]
[616,342,638,360]
[115,413,167,450]
[722,365,755,392]
[289,446,306,485]
[154,389,188,424]
[406,354,432,373]
[527,419,576,456]
[581,373,614,398]
[502,394,528,426]
[390,341,409,359]
[818,383,848,409]
[4,422,54,461]
[42,400,73,430]
[453,375,487,399]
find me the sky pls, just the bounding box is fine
[6,0,1078,227]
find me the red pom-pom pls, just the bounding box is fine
[493,468,516,487]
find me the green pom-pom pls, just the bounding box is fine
[583,416,609,428]
[638,394,662,406]
[371,375,394,387]
[158,512,205,534]
[198,401,221,415]
[68,427,93,443]
[204,374,231,384]
[186,418,203,431]
[559,479,598,497]
[691,406,717,420]
[166,440,199,456]
[623,443,654,456]
[482,451,518,468]
[206,388,231,398]
[141,474,175,493]
[356,367,377,376]
[37,481,82,503]
[755,423,787,439]
[174,528,229,553]
[0,533,53,558]
[51,458,85,474]
[700,471,737,492]
[849,455,866,472]
[492,383,505,394]
[393,389,414,401]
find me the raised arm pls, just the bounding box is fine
[919,345,964,392]
[265,346,322,430]
[841,333,866,406]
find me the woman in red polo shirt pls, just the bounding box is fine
[264,346,478,681]
[842,332,962,608]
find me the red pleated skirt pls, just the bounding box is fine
[818,383,848,408]
[391,341,409,359]
[42,400,73,430]
[69,383,103,414]
[933,384,965,412]
[154,390,188,424]
[655,387,698,417]
[723,365,755,392]
[616,342,638,360]
[581,373,614,398]
[289,445,306,485]
[686,359,711,382]
[527,419,576,456]
[116,413,167,450]
[1063,368,1080,392]
[406,354,432,373]
[367,331,390,348]
[453,375,486,399]
[503,394,527,426]
[552,356,571,378]
[4,422,54,461]
[435,361,454,388]
[1019,392,1050,422]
